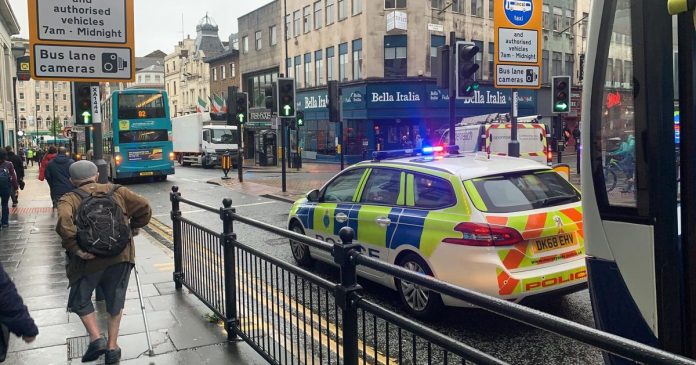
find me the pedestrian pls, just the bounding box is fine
[5,147,24,208]
[56,160,152,364]
[38,146,57,182]
[45,147,75,208]
[572,127,581,151]
[26,149,34,168]
[0,262,38,362]
[0,151,19,228]
[415,134,423,149]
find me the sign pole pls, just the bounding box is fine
[509,89,520,157]
[90,84,108,183]
[448,31,456,146]
[12,77,19,150]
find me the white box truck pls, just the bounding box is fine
[172,112,239,168]
[440,114,551,165]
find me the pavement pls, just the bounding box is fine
[1,166,265,364]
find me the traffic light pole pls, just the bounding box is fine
[448,31,456,146]
[281,118,287,192]
[508,89,520,157]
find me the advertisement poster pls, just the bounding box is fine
[128,148,163,161]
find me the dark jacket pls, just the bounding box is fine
[45,154,75,201]
[0,263,38,338]
[6,152,23,181]
[0,161,19,192]
[56,182,152,285]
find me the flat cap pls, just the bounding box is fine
[69,160,98,181]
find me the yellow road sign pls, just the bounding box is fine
[28,0,135,82]
[494,0,543,89]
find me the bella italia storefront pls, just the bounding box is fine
[297,78,537,163]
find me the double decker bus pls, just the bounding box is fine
[582,0,696,361]
[101,89,175,182]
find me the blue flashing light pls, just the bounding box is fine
[422,147,434,154]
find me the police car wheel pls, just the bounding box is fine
[396,253,442,318]
[289,222,314,267]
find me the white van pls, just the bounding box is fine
[440,114,551,165]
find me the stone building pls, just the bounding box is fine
[0,0,20,148]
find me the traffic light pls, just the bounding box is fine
[552,76,571,113]
[296,111,305,127]
[455,41,480,98]
[72,82,93,125]
[277,78,296,118]
[264,83,277,113]
[230,92,248,125]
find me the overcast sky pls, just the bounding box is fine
[9,0,274,56]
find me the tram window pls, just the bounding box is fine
[597,0,636,208]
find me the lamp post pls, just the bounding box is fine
[11,44,26,150]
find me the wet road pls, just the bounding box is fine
[126,165,602,364]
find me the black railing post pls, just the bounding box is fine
[170,186,183,290]
[220,198,238,341]
[332,227,362,365]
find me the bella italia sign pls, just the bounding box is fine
[371,91,421,102]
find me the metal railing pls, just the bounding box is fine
[169,186,696,365]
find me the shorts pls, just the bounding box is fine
[67,262,133,317]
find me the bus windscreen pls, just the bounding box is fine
[118,94,166,119]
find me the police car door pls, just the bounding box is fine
[355,167,406,281]
[313,168,368,262]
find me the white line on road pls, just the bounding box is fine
[152,201,282,217]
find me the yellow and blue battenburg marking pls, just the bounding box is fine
[386,208,429,250]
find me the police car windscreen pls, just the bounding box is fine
[467,170,580,213]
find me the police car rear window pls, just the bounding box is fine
[465,170,580,213]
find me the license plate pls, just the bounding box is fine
[532,233,575,254]
[139,172,154,176]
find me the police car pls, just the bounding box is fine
[288,146,586,317]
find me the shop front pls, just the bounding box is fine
[296,79,537,163]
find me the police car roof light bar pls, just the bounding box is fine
[372,145,460,162]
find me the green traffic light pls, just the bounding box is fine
[82,111,92,124]
[237,114,245,123]
[283,105,292,116]
[554,102,569,112]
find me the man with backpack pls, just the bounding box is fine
[56,160,151,364]
[0,151,19,228]
[45,147,74,208]
[5,147,24,208]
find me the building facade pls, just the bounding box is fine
[164,15,225,117]
[238,0,282,159]
[131,64,165,89]
[0,0,20,149]
[205,49,241,108]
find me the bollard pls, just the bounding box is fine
[220,198,238,341]
[170,186,183,289]
[221,153,232,180]
[332,227,362,365]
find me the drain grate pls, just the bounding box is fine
[67,334,105,362]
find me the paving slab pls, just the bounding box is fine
[2,344,68,365]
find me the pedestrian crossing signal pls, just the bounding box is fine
[296,111,305,127]
[277,78,296,118]
[73,82,93,125]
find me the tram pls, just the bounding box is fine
[582,0,695,362]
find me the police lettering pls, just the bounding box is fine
[524,270,587,291]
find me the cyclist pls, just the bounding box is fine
[608,134,635,192]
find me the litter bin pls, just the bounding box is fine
[256,131,277,166]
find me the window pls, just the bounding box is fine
[303,6,312,33]
[287,58,293,78]
[384,0,406,8]
[327,46,335,81]
[470,0,483,16]
[352,0,362,15]
[552,51,562,76]
[565,54,575,78]
[230,63,236,77]
[488,0,493,18]
[361,169,403,206]
[255,31,262,50]
[614,59,623,85]
[155,75,161,82]
[553,7,562,31]
[431,0,443,9]
[18,92,23,99]
[315,50,324,86]
[326,0,335,25]
[294,10,301,36]
[542,5,550,29]
[117,93,166,119]
[452,0,464,13]
[581,12,589,37]
[430,35,445,72]
[36,117,42,129]
[352,39,363,80]
[338,0,346,20]
[295,56,302,87]
[45,105,50,112]
[322,168,365,202]
[35,92,39,99]
[242,36,249,53]
[565,9,574,29]
[305,53,313,87]
[270,25,277,46]
[465,170,580,213]
[212,68,218,81]
[45,93,49,99]
[339,43,349,81]
[286,15,292,39]
[410,174,456,209]
[221,65,226,79]
[63,94,67,100]
[314,1,323,29]
[384,35,407,77]
[542,50,549,84]
[488,42,494,80]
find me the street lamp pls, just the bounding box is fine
[11,44,26,150]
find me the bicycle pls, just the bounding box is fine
[604,155,634,193]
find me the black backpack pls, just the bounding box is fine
[74,185,131,257]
